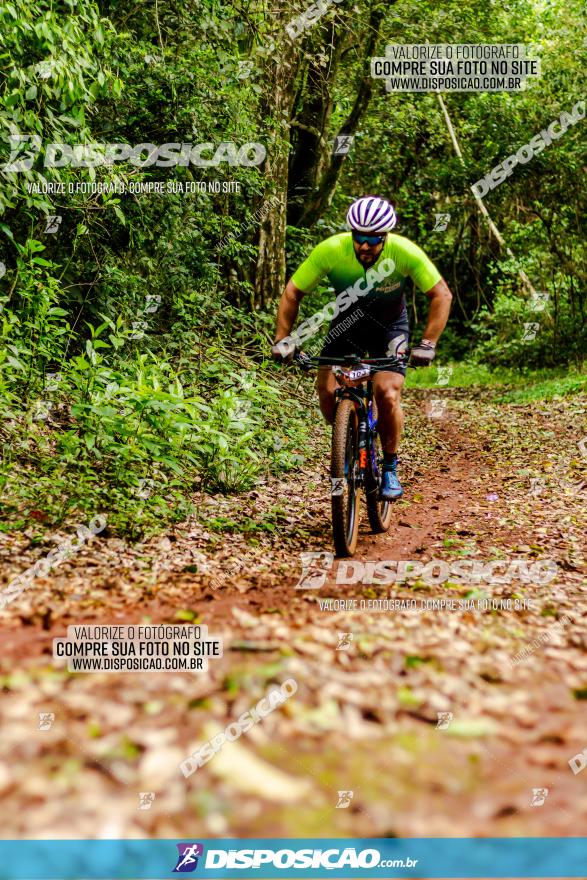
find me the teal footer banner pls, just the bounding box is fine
[0,838,585,878]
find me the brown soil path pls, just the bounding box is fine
[0,391,585,842]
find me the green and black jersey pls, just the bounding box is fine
[291,232,442,322]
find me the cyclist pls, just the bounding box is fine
[272,196,452,500]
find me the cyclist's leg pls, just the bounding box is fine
[317,366,338,424]
[317,321,366,424]
[368,321,409,453]
[365,319,409,499]
[372,371,405,452]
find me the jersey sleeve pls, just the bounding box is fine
[290,238,336,293]
[395,236,442,292]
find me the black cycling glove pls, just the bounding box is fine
[410,341,436,366]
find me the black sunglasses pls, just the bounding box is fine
[352,233,385,246]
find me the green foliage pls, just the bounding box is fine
[406,359,586,400]
[0,244,70,401]
[328,0,586,365]
[0,307,313,535]
[0,0,584,537]
[0,0,121,214]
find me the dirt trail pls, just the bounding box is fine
[0,390,585,839]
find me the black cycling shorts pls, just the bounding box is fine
[319,311,410,376]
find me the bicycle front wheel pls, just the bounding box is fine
[331,398,361,557]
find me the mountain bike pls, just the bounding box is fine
[294,352,408,557]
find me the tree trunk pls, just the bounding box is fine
[288,20,344,226]
[254,21,300,308]
[289,0,389,228]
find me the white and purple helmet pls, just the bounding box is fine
[346,196,397,234]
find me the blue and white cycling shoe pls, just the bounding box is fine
[380,468,403,501]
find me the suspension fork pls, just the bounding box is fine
[358,409,368,476]
[337,388,368,483]
[356,388,369,480]
[367,382,380,482]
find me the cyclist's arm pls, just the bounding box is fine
[420,278,452,345]
[398,236,452,345]
[274,280,304,343]
[273,240,333,343]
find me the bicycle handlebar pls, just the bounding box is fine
[293,351,409,372]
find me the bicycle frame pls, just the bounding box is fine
[292,351,409,555]
[295,352,407,488]
[367,390,380,487]
[333,382,373,488]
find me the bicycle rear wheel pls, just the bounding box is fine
[366,402,394,533]
[331,398,361,557]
